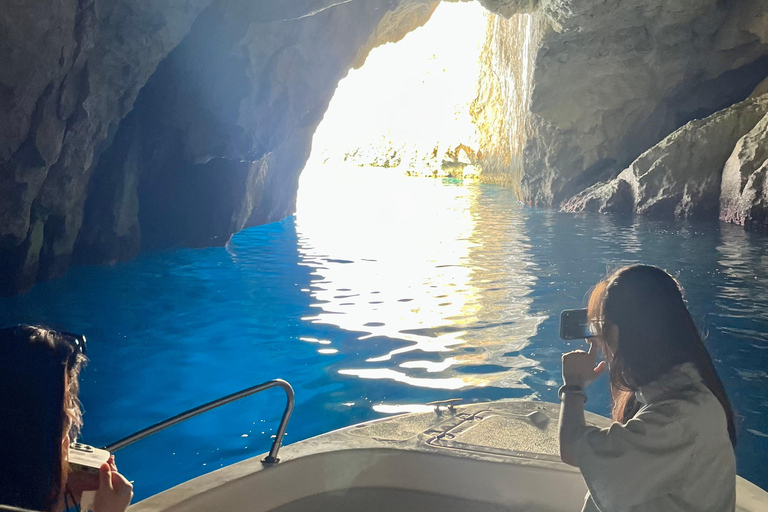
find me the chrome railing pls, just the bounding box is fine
[104,379,294,463]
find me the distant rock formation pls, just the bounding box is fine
[720,111,768,233]
[522,0,768,207]
[563,95,768,219]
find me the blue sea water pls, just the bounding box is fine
[1,167,767,499]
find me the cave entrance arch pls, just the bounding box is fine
[293,1,541,355]
[299,1,488,189]
[61,0,537,297]
[297,1,538,221]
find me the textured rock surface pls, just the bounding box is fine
[563,95,768,219]
[0,0,213,293]
[471,11,538,188]
[3,0,768,295]
[521,0,768,207]
[74,0,438,259]
[1,0,438,293]
[720,111,768,232]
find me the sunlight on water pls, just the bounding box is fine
[297,167,478,340]
[1,176,767,496]
[297,164,545,392]
[295,0,548,395]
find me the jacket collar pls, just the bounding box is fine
[635,362,703,405]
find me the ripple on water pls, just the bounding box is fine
[0,168,766,496]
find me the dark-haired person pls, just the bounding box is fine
[559,265,736,512]
[0,325,133,512]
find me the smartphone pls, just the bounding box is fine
[559,309,598,340]
[69,443,110,490]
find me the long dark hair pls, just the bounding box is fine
[0,326,87,511]
[588,265,737,446]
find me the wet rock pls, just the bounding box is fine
[720,111,768,233]
[751,76,768,99]
[563,95,768,219]
[562,179,634,215]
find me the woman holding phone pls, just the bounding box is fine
[559,265,737,511]
[0,325,133,512]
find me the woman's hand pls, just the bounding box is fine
[562,341,606,387]
[559,342,606,466]
[90,456,133,512]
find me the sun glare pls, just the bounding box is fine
[302,1,489,177]
[293,2,543,392]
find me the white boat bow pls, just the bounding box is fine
[129,399,768,512]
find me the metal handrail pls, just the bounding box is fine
[104,379,294,464]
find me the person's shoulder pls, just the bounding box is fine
[641,382,722,434]
[639,394,689,419]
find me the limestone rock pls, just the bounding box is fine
[471,11,539,188]
[0,0,213,294]
[74,0,439,258]
[720,111,768,232]
[751,76,768,98]
[561,178,634,215]
[1,0,438,294]
[563,95,768,219]
[351,2,439,69]
[520,0,768,206]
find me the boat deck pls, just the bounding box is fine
[130,400,768,512]
[320,400,603,469]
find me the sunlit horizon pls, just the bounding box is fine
[304,1,489,176]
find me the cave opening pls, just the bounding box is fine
[291,3,541,376]
[297,1,535,220]
[68,0,538,279]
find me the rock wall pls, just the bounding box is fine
[0,0,213,293]
[563,95,768,218]
[470,11,539,189]
[720,110,768,232]
[2,0,768,295]
[0,0,439,294]
[74,0,439,258]
[521,0,768,207]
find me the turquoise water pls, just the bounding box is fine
[1,168,767,499]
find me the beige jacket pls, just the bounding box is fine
[575,363,736,512]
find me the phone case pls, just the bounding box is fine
[69,443,111,473]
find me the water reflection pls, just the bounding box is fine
[713,224,768,481]
[450,185,545,389]
[0,169,766,495]
[517,210,768,490]
[296,165,541,392]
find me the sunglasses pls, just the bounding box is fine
[60,331,87,361]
